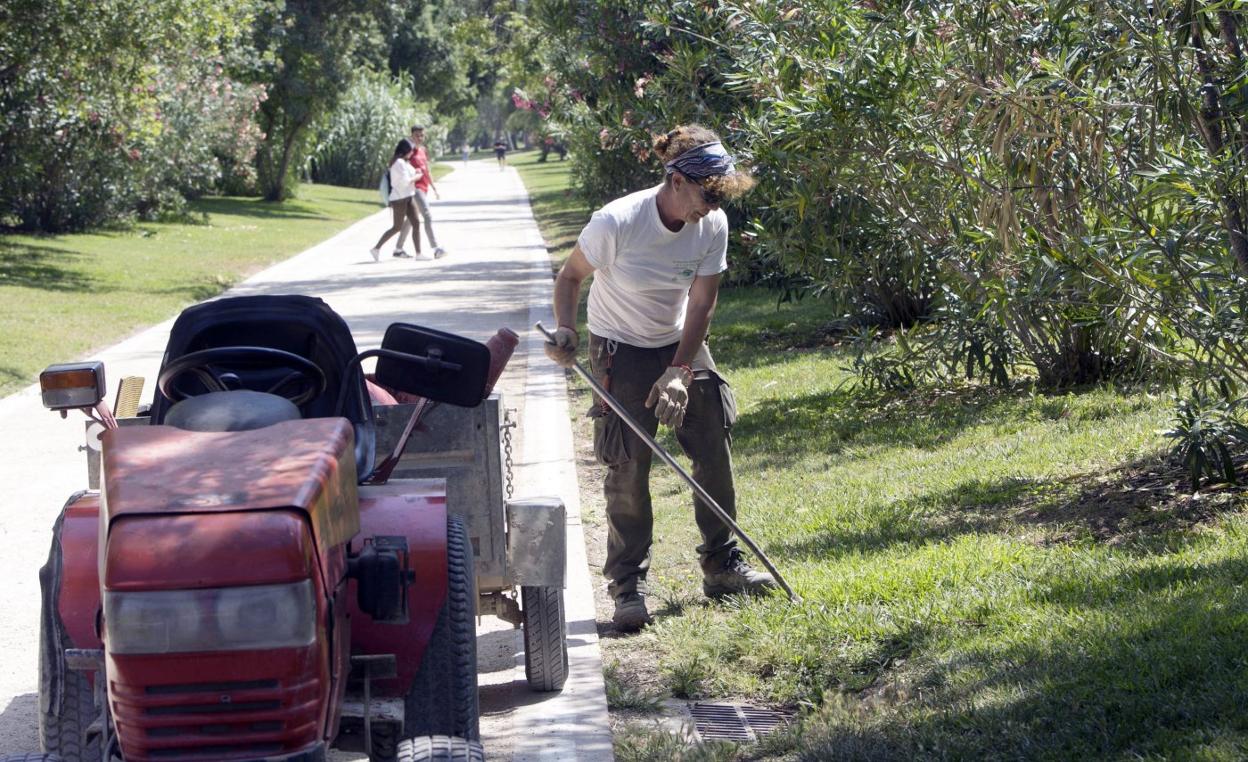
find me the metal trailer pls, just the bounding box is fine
[376,394,569,691]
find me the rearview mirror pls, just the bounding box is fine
[375,323,490,407]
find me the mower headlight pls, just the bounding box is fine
[105,581,316,655]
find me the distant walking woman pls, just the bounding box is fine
[370,139,424,261]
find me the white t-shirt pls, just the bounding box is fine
[388,160,420,202]
[578,184,728,347]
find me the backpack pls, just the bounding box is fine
[378,167,391,207]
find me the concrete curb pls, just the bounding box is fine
[508,179,614,762]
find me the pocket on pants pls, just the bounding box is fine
[593,411,631,466]
[713,373,738,430]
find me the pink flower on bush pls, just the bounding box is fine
[634,74,652,99]
[599,128,611,148]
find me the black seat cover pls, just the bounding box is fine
[165,391,302,432]
[149,295,375,479]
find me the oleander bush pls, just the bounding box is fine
[0,0,258,230]
[531,0,1248,399]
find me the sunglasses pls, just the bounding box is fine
[698,183,723,206]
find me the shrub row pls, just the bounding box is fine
[531,0,1248,401]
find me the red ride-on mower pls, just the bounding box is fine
[14,295,566,762]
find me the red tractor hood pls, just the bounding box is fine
[101,418,360,550]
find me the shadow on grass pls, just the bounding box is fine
[706,288,854,370]
[772,476,1046,560]
[773,447,1243,562]
[0,241,95,292]
[189,196,329,221]
[811,555,1248,760]
[733,385,1022,466]
[0,363,28,390]
[147,278,234,303]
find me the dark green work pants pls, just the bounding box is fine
[588,333,739,598]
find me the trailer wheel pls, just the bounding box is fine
[369,722,398,762]
[38,619,101,761]
[521,585,568,691]
[397,736,484,762]
[404,514,479,741]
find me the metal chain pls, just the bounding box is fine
[502,408,516,500]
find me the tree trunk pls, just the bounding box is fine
[264,126,297,202]
[1190,6,1248,274]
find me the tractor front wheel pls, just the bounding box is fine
[521,585,568,691]
[398,736,484,762]
[38,616,101,761]
[403,514,480,741]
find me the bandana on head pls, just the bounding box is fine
[664,141,736,181]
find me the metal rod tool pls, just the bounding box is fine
[536,322,799,603]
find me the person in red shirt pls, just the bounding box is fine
[395,125,447,259]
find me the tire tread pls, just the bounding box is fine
[403,515,480,740]
[397,735,484,762]
[522,585,569,691]
[39,621,100,762]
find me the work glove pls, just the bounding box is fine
[645,365,692,428]
[544,325,579,367]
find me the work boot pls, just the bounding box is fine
[703,549,777,598]
[612,591,652,632]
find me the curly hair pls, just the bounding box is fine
[652,124,756,201]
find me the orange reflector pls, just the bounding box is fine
[39,361,106,410]
[40,368,99,391]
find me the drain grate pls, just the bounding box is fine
[688,702,789,743]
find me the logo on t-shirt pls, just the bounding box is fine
[674,259,699,281]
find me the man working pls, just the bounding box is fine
[395,125,446,260]
[545,124,776,632]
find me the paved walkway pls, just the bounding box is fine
[0,160,612,760]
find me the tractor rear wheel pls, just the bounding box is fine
[38,617,101,761]
[397,736,484,762]
[521,585,568,691]
[403,514,479,741]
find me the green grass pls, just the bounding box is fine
[517,161,1248,759]
[0,177,458,396]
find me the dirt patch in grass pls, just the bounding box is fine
[1019,449,1248,545]
[753,321,849,351]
